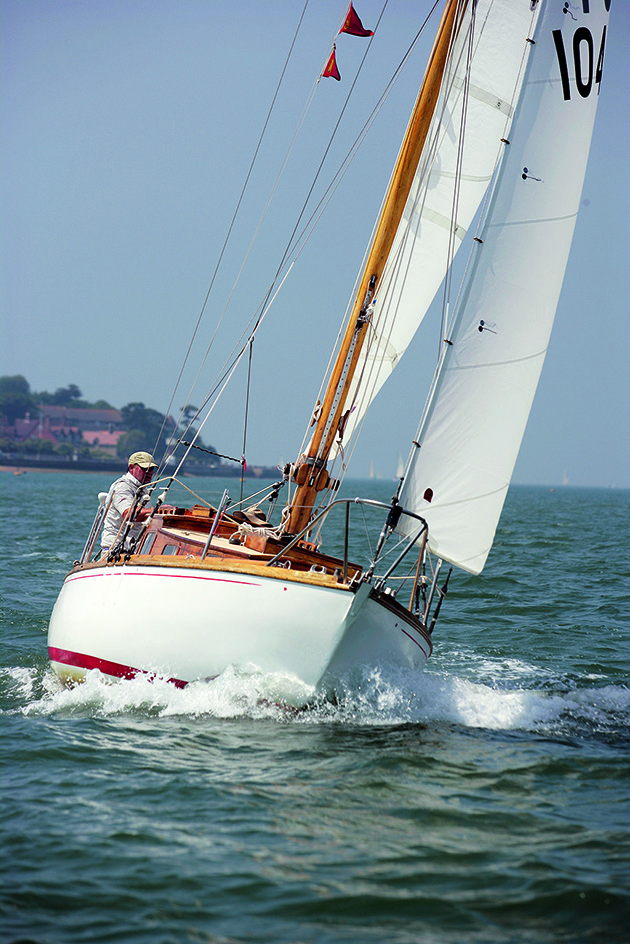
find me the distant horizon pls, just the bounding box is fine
[2,458,628,494]
[2,374,627,491]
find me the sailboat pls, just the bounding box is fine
[47,0,609,696]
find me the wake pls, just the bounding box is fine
[3,657,628,740]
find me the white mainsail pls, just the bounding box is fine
[398,0,609,574]
[334,0,537,456]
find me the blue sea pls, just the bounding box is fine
[1,471,629,944]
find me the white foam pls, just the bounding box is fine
[19,663,314,722]
[12,659,630,735]
[348,662,630,732]
[0,665,38,703]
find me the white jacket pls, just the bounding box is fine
[101,471,146,548]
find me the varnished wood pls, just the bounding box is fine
[71,548,357,592]
[87,511,363,586]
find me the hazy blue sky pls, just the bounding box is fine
[2,0,628,487]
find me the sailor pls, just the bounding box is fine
[100,451,157,554]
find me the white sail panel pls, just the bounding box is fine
[335,0,536,455]
[399,1,610,574]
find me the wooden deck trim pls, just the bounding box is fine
[69,554,355,591]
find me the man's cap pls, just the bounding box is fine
[128,451,157,469]
[232,506,269,527]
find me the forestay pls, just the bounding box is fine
[398,0,609,574]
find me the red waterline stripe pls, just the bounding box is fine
[66,570,260,587]
[399,626,431,659]
[48,646,189,689]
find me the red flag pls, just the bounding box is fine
[323,45,341,81]
[340,3,373,37]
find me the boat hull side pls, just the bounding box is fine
[47,562,354,688]
[47,562,432,693]
[321,585,432,688]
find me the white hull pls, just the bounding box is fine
[47,560,432,695]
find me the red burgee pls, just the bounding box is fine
[323,45,341,80]
[340,3,374,37]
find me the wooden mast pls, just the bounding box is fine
[286,0,464,536]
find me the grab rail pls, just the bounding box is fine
[265,497,428,586]
[79,493,112,564]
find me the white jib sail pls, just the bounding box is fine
[333,0,537,457]
[398,0,610,574]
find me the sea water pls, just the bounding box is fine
[1,472,629,944]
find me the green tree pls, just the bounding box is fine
[116,428,148,459]
[35,387,115,409]
[54,442,75,457]
[49,383,82,406]
[0,375,37,423]
[117,403,174,459]
[177,404,205,448]
[22,438,54,454]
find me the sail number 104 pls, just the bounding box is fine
[552,24,607,100]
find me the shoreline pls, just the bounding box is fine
[0,458,279,478]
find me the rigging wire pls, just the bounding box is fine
[321,0,526,507]
[168,21,325,460]
[162,0,444,493]
[198,0,391,404]
[438,0,475,359]
[240,339,254,505]
[168,257,303,480]
[442,1,540,340]
[192,0,442,459]
[155,0,311,464]
[157,0,366,470]
[399,0,542,507]
[270,3,386,295]
[301,1,458,518]
[165,1,394,471]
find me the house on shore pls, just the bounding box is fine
[4,405,125,456]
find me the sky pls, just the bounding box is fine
[2,0,629,488]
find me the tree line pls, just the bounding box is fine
[0,375,210,461]
[0,375,110,422]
